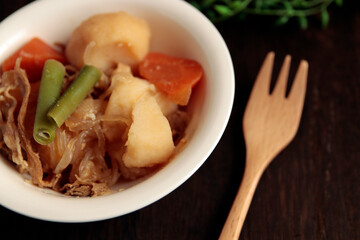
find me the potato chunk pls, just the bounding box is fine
[105,69,153,119]
[65,12,150,73]
[105,63,177,119]
[103,63,177,144]
[123,95,175,168]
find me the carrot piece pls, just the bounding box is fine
[138,52,203,106]
[2,37,66,82]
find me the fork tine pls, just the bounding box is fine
[251,52,275,96]
[272,55,291,96]
[288,60,309,108]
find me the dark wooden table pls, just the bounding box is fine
[1,1,359,239]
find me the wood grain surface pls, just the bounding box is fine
[1,1,359,239]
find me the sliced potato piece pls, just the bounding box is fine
[105,76,152,119]
[104,63,177,119]
[123,95,175,168]
[103,64,177,147]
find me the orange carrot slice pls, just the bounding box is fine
[2,37,66,82]
[138,52,203,106]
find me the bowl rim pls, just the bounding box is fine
[0,0,235,222]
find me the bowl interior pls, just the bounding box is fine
[0,0,234,222]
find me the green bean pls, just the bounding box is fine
[33,59,65,145]
[47,65,101,127]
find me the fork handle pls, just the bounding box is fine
[219,163,265,240]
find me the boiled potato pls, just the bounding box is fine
[103,63,177,143]
[105,67,153,119]
[122,95,175,168]
[105,63,177,119]
[65,11,150,73]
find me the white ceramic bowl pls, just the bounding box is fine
[0,0,234,222]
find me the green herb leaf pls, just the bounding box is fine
[254,0,262,9]
[298,15,308,29]
[188,0,340,28]
[274,15,289,26]
[202,0,217,8]
[214,4,233,16]
[321,8,330,28]
[283,1,295,16]
[231,0,245,11]
[335,0,343,6]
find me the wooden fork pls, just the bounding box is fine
[219,52,308,240]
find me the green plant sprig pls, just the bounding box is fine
[189,0,343,28]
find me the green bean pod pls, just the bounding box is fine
[33,59,65,145]
[47,65,101,127]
